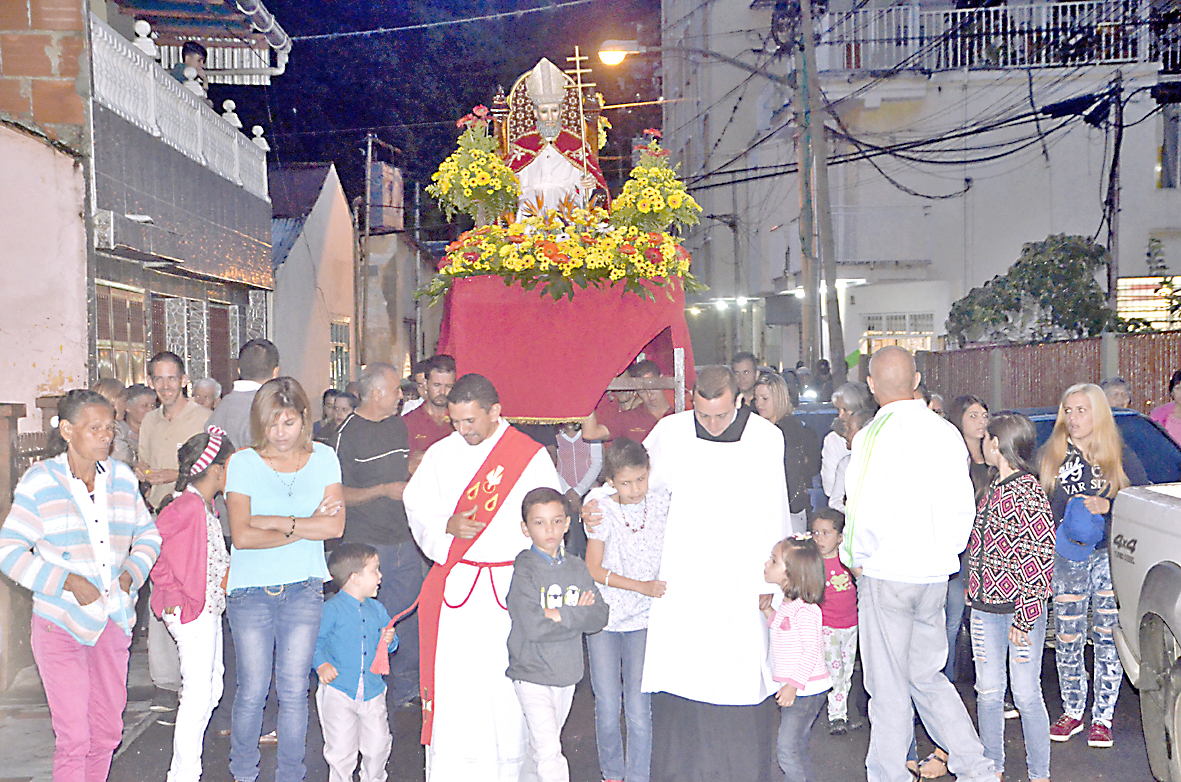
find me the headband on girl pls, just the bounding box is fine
[191,426,227,476]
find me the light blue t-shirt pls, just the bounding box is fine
[225,442,342,591]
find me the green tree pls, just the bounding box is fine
[945,234,1142,347]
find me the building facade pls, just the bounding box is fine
[0,0,292,426]
[662,0,1181,366]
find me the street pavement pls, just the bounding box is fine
[1,640,1154,782]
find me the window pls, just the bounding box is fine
[1117,276,1180,330]
[862,311,935,353]
[96,282,147,384]
[330,320,351,390]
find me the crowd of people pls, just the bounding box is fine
[0,338,1166,782]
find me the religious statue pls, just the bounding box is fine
[493,57,609,219]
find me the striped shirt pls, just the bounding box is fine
[0,454,160,644]
[769,598,831,695]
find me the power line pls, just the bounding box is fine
[292,0,596,41]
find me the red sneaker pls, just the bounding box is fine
[1087,723,1114,748]
[1049,714,1084,742]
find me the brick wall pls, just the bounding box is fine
[0,0,85,146]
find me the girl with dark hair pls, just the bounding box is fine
[150,427,235,782]
[1150,369,1181,444]
[761,535,829,782]
[583,438,671,782]
[967,413,1055,782]
[943,394,990,683]
[0,389,160,782]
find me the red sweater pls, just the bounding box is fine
[150,490,213,624]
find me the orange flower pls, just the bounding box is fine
[619,244,636,255]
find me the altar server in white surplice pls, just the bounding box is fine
[403,374,560,782]
[643,365,789,782]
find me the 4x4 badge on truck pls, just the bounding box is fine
[1112,534,1137,563]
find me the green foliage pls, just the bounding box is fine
[945,234,1131,347]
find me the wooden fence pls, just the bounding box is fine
[918,331,1181,413]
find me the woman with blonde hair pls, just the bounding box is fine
[754,371,819,535]
[224,377,345,782]
[1041,383,1145,750]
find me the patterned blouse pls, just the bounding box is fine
[966,471,1056,633]
[199,491,230,615]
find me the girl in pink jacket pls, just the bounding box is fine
[761,535,832,782]
[150,427,234,782]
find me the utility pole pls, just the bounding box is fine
[794,44,818,370]
[414,181,423,361]
[800,0,847,383]
[1106,72,1123,311]
[360,133,374,369]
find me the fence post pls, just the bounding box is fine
[1101,332,1119,379]
[0,403,28,692]
[989,348,1004,410]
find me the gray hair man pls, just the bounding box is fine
[332,363,423,708]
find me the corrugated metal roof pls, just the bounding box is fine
[271,216,306,269]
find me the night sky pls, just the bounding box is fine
[213,0,660,235]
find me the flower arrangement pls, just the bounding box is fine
[420,122,705,302]
[426,113,519,222]
[610,134,701,233]
[418,206,704,303]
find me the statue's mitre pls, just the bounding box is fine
[525,58,567,105]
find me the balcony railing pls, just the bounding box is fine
[817,0,1181,73]
[90,14,268,201]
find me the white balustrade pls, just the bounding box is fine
[818,0,1178,73]
[89,13,269,202]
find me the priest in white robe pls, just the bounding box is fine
[643,365,789,781]
[404,374,561,782]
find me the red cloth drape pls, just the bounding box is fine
[437,275,695,422]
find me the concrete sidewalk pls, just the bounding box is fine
[0,641,155,782]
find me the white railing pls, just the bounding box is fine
[90,14,268,201]
[817,0,1181,73]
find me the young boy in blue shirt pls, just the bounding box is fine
[314,543,399,782]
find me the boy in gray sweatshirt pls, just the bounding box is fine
[507,487,609,782]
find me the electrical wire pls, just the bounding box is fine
[292,0,597,42]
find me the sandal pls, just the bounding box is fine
[906,760,921,780]
[919,749,949,779]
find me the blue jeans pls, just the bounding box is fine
[777,691,825,782]
[944,573,967,681]
[227,578,323,782]
[587,629,651,782]
[1052,549,1123,725]
[970,608,1051,779]
[372,541,428,706]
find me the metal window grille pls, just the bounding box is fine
[330,321,351,390]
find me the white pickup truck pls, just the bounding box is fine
[1112,483,1181,782]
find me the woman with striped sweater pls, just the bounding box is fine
[0,389,160,782]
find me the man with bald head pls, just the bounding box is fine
[840,346,995,782]
[333,362,425,707]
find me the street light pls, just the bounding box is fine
[598,39,646,65]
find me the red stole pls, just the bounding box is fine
[370,425,541,744]
[508,129,608,191]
